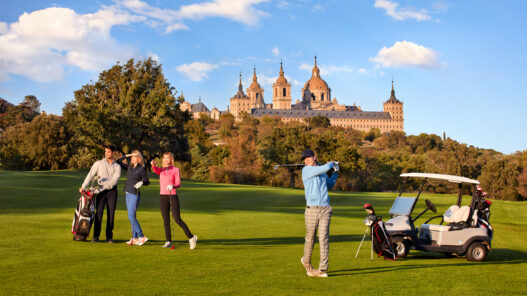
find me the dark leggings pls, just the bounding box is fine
[160,194,193,241]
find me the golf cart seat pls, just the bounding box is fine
[443,205,466,223]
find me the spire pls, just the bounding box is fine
[391,79,395,98]
[279,60,284,77]
[252,66,257,82]
[312,55,320,77]
[238,72,243,92]
[385,79,402,104]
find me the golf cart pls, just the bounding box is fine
[384,173,493,262]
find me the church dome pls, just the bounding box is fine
[303,56,329,91]
[304,76,329,91]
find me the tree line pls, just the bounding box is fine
[0,58,525,201]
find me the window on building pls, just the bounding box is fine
[283,88,286,96]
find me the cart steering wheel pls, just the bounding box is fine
[425,199,437,213]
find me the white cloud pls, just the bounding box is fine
[299,63,353,76]
[148,52,160,63]
[122,0,270,33]
[374,0,431,21]
[0,22,7,34]
[0,6,140,82]
[358,68,368,74]
[176,62,218,81]
[277,1,290,10]
[272,47,280,57]
[0,1,271,82]
[369,41,440,68]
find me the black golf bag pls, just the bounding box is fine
[71,190,96,241]
[370,218,396,260]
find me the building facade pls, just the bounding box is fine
[182,57,404,133]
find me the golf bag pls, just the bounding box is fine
[370,218,396,260]
[71,190,96,241]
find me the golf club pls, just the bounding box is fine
[169,185,176,250]
[273,161,339,170]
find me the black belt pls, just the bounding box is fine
[306,206,329,208]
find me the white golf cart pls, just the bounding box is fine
[385,173,493,262]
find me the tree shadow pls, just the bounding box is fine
[192,234,363,247]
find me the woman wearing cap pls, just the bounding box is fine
[299,149,338,278]
[151,152,197,249]
[116,150,150,245]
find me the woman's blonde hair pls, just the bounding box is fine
[131,150,145,167]
[163,152,175,168]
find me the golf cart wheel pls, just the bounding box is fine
[466,242,487,262]
[392,237,409,258]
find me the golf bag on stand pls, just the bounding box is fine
[370,217,397,260]
[71,190,96,241]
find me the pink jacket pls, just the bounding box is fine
[152,165,180,195]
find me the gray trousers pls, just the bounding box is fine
[303,206,332,271]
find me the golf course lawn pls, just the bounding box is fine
[1,170,526,295]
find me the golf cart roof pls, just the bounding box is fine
[400,173,480,185]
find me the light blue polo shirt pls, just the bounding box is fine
[302,162,338,206]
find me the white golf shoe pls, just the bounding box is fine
[162,241,172,248]
[189,235,198,249]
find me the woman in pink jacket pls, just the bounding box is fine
[151,152,197,249]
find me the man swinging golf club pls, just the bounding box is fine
[300,149,338,277]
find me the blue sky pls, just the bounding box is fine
[1,0,526,154]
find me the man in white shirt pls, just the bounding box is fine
[79,145,121,243]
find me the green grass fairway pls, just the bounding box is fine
[1,170,526,295]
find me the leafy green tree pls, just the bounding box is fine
[218,113,236,139]
[306,115,330,128]
[364,128,381,142]
[0,95,41,130]
[480,155,521,200]
[63,58,190,167]
[0,113,69,170]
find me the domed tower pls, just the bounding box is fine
[383,80,404,131]
[230,73,250,119]
[246,67,265,109]
[301,56,331,109]
[272,62,292,110]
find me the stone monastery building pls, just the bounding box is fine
[181,57,404,133]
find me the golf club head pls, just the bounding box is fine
[273,165,279,170]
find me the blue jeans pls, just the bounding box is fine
[126,192,144,238]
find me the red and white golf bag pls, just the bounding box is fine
[71,190,96,241]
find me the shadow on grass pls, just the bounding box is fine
[180,234,363,246]
[330,248,527,277]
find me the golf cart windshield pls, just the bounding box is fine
[389,196,417,216]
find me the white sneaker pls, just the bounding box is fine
[189,235,198,249]
[316,270,328,278]
[301,257,315,277]
[126,238,137,245]
[135,236,148,246]
[162,241,172,248]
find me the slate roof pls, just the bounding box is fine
[191,102,210,113]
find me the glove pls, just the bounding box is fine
[333,165,339,172]
[166,185,174,191]
[134,181,143,189]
